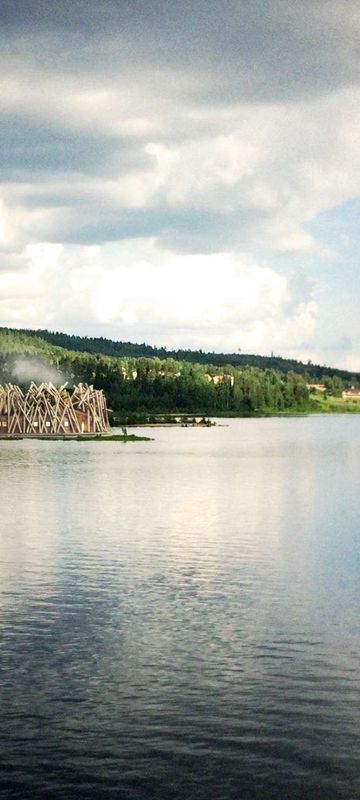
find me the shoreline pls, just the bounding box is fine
[112,405,360,427]
[0,433,153,442]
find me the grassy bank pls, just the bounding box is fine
[310,396,360,413]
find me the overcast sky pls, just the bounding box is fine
[1,0,360,367]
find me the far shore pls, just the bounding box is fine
[110,398,360,428]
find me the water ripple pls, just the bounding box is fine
[1,419,360,798]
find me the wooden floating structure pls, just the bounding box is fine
[0,382,111,436]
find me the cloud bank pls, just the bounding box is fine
[1,1,360,367]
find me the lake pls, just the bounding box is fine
[1,417,360,799]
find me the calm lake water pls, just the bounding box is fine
[1,417,360,799]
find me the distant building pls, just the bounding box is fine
[342,386,360,399]
[121,368,138,380]
[306,383,327,393]
[205,374,235,387]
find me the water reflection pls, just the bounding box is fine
[1,419,360,798]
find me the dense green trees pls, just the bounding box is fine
[3,326,358,383]
[0,327,358,418]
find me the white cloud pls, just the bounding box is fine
[2,75,360,258]
[0,239,317,355]
[1,5,360,367]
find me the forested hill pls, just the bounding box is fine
[0,327,359,418]
[3,327,359,382]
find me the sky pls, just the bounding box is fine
[1,0,360,368]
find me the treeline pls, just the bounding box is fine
[3,326,359,382]
[0,349,310,414]
[0,329,64,358]
[0,328,358,417]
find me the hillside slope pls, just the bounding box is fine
[0,327,358,419]
[2,327,359,382]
